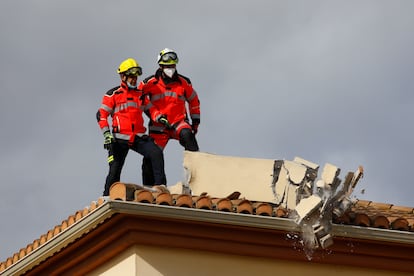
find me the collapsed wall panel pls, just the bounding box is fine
[181,151,364,250]
[183,151,276,202]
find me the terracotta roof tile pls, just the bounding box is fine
[25,244,33,255]
[369,202,393,210]
[0,199,105,272]
[391,218,410,231]
[390,205,414,213]
[5,257,12,267]
[274,206,289,218]
[173,194,192,208]
[12,253,18,263]
[60,220,68,232]
[355,199,371,207]
[75,210,82,221]
[32,239,40,251]
[407,218,414,226]
[18,249,25,259]
[372,215,390,229]
[354,213,371,227]
[349,200,413,231]
[253,202,273,216]
[134,189,154,203]
[212,197,232,212]
[155,191,173,205]
[194,195,212,210]
[1,182,414,273]
[233,199,253,214]
[39,234,47,246]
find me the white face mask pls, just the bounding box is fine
[163,68,176,78]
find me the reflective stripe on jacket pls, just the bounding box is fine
[139,69,200,125]
[97,82,161,143]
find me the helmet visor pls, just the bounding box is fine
[124,67,142,76]
[160,52,178,63]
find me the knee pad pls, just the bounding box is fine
[179,128,199,151]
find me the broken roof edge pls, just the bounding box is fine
[3,199,414,276]
[112,200,414,245]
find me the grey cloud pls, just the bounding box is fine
[1,0,414,261]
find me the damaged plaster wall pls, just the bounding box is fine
[177,151,363,251]
[181,151,276,202]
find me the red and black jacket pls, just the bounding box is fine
[139,69,200,127]
[97,82,162,143]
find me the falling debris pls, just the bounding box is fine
[272,158,364,250]
[182,151,364,252]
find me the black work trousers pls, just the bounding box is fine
[103,135,166,196]
[142,128,198,186]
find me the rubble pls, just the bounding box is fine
[271,157,364,249]
[182,151,363,250]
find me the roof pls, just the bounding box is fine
[1,182,414,274]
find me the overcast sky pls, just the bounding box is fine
[1,0,414,262]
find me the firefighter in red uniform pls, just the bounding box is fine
[96,58,167,196]
[139,48,200,186]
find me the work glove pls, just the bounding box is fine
[191,118,200,135]
[103,131,114,150]
[158,115,172,129]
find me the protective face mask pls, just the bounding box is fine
[163,68,176,78]
[127,82,137,89]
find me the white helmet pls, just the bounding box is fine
[157,48,179,65]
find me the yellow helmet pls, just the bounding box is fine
[157,48,179,65]
[117,58,142,75]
